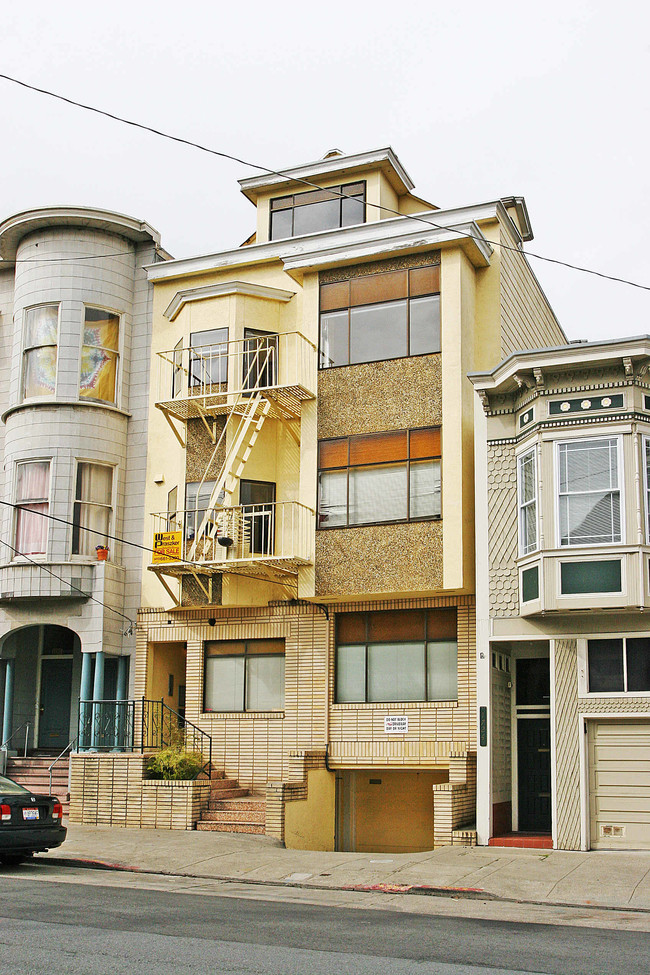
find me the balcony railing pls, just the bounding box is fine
[150,501,314,576]
[155,331,317,421]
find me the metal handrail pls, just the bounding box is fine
[141,698,213,776]
[48,735,78,795]
[1,720,30,757]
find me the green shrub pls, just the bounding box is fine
[145,744,205,781]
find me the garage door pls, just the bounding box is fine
[588,720,650,850]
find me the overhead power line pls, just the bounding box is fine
[1,72,649,295]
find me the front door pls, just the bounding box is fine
[38,658,73,750]
[517,718,551,831]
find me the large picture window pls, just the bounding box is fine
[15,461,50,556]
[270,182,365,241]
[588,638,650,693]
[558,438,621,546]
[319,264,440,368]
[79,307,120,404]
[518,448,538,555]
[336,609,457,704]
[204,639,285,712]
[72,463,113,556]
[22,304,59,399]
[318,427,441,528]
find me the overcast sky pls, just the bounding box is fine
[1,1,647,344]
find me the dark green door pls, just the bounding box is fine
[517,718,551,832]
[38,658,73,750]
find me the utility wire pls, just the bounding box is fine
[1,72,649,294]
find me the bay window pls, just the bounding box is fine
[79,307,120,404]
[15,461,50,556]
[22,304,59,399]
[558,438,621,546]
[204,639,285,712]
[518,447,538,555]
[72,463,113,556]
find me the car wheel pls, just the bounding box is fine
[0,853,32,866]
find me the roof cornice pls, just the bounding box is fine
[163,280,296,321]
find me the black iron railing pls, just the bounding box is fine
[77,698,212,775]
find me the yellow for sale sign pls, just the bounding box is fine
[152,531,182,563]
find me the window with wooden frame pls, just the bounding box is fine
[22,304,59,399]
[319,263,440,368]
[335,608,457,704]
[204,639,285,712]
[269,182,365,241]
[318,427,441,528]
[79,307,120,404]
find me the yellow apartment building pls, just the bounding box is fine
[132,147,565,851]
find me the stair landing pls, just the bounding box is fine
[489,832,553,850]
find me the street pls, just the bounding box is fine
[0,861,648,975]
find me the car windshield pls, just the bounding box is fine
[0,774,30,795]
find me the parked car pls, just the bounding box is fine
[0,773,66,865]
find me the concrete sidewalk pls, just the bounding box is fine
[42,825,650,913]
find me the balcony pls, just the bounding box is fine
[155,331,317,424]
[149,501,314,581]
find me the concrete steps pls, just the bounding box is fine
[5,755,71,815]
[196,771,265,834]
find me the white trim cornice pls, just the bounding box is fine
[163,280,296,321]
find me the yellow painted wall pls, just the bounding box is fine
[348,769,448,853]
[149,641,186,711]
[284,769,336,850]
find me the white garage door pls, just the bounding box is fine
[588,720,650,850]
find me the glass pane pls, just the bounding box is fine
[560,559,621,594]
[521,565,539,602]
[409,295,441,355]
[409,427,440,459]
[79,348,118,403]
[349,431,407,466]
[341,195,365,227]
[319,439,348,469]
[427,641,457,701]
[351,271,408,306]
[293,198,340,236]
[559,439,618,493]
[521,502,537,555]
[559,491,620,545]
[15,504,48,555]
[24,305,58,346]
[318,470,347,527]
[588,639,624,692]
[349,464,407,524]
[84,308,119,352]
[204,656,244,711]
[246,655,284,710]
[626,638,650,692]
[336,613,366,644]
[16,462,49,503]
[409,265,440,296]
[336,645,366,702]
[320,310,348,368]
[410,459,440,518]
[368,610,425,642]
[23,346,57,397]
[519,451,536,504]
[349,300,407,364]
[189,328,228,385]
[270,208,293,240]
[185,480,219,538]
[77,463,112,505]
[367,643,425,702]
[72,501,110,555]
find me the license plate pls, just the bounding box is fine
[22,808,38,821]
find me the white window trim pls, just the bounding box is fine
[12,458,52,561]
[580,635,650,697]
[517,444,538,557]
[21,302,60,402]
[643,435,650,544]
[70,460,116,560]
[79,303,123,408]
[554,435,624,549]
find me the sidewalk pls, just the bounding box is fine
[42,825,650,912]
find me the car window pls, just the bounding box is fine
[0,774,30,794]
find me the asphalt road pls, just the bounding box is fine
[0,866,648,975]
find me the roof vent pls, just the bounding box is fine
[322,148,344,158]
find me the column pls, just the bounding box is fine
[115,656,129,749]
[78,652,93,751]
[90,651,105,750]
[2,658,15,749]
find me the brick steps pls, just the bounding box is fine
[196,821,265,834]
[6,756,71,815]
[196,770,265,834]
[208,787,250,804]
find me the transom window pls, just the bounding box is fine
[588,638,650,693]
[558,438,621,546]
[319,263,440,368]
[336,609,457,704]
[518,448,538,555]
[15,460,50,556]
[270,182,365,240]
[318,427,441,528]
[79,307,120,404]
[22,304,59,399]
[204,639,285,712]
[72,463,113,556]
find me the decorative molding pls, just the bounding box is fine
[533,367,545,388]
[163,280,296,321]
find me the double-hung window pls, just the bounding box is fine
[204,639,285,712]
[270,182,365,240]
[518,447,538,555]
[189,328,228,387]
[336,609,457,704]
[558,438,621,546]
[72,463,113,556]
[644,438,650,542]
[15,461,50,556]
[318,427,441,528]
[80,307,120,404]
[588,638,650,693]
[319,263,440,368]
[22,304,59,399]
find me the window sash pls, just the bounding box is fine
[15,461,50,556]
[518,449,538,556]
[270,183,366,241]
[72,463,113,556]
[204,652,285,712]
[79,307,120,404]
[588,638,650,693]
[22,305,59,399]
[558,439,621,546]
[335,639,458,704]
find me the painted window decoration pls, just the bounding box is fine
[588,638,650,693]
[72,463,113,556]
[518,448,538,555]
[15,460,50,556]
[319,263,440,368]
[318,427,441,528]
[270,182,365,241]
[558,438,621,546]
[22,304,59,399]
[79,307,120,404]
[335,609,457,704]
[204,639,285,712]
